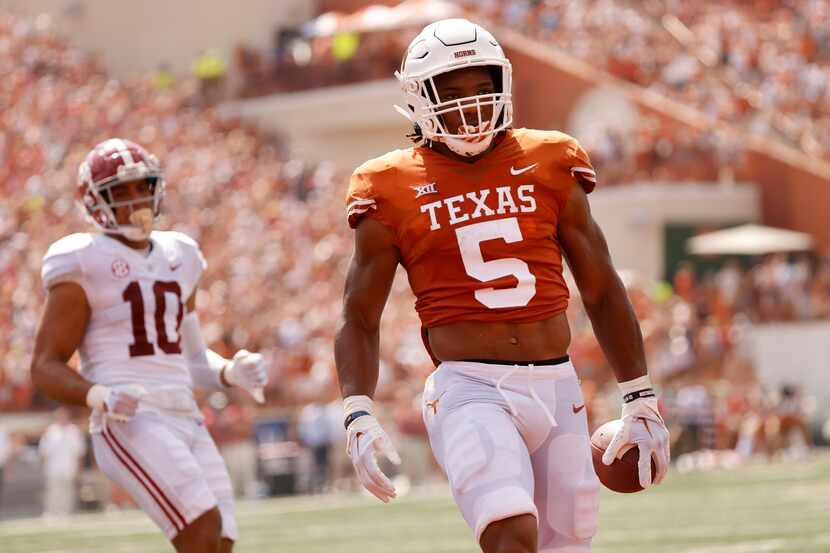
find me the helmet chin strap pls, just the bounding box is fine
[443,133,495,157]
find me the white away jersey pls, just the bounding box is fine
[41,231,206,391]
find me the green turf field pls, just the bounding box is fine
[2,452,829,553]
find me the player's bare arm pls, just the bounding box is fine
[558,184,647,383]
[31,282,93,405]
[335,217,402,503]
[31,281,142,420]
[335,217,400,398]
[559,184,670,487]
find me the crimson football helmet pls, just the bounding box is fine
[77,138,164,241]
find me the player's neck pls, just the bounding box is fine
[108,233,152,254]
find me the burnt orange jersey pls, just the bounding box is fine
[346,128,596,328]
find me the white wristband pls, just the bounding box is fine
[618,375,652,395]
[86,384,110,410]
[343,395,374,415]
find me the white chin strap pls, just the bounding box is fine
[121,208,154,241]
[441,134,493,157]
[443,133,495,157]
[439,121,497,158]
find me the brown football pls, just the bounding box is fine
[590,419,656,493]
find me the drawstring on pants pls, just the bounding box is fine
[495,365,520,418]
[494,364,558,429]
[527,364,558,428]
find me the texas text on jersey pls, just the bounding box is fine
[346,128,597,328]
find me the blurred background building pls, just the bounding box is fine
[1,0,829,519]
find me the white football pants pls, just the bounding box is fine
[422,359,600,552]
[92,410,237,541]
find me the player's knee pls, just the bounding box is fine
[480,514,537,553]
[174,507,222,553]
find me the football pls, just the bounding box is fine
[590,419,656,493]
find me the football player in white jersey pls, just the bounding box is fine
[30,139,268,553]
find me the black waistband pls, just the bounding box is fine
[458,355,570,366]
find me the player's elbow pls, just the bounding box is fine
[579,279,619,314]
[339,299,382,335]
[578,279,611,312]
[580,291,606,316]
[30,354,51,393]
[337,312,380,337]
[580,273,628,314]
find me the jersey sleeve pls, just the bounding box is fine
[41,234,90,292]
[345,168,381,229]
[174,232,207,283]
[566,138,597,194]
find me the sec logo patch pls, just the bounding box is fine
[111,258,130,278]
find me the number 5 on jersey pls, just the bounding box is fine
[122,281,184,357]
[455,218,536,309]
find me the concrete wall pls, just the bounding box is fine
[0,0,313,77]
[221,79,411,169]
[317,0,397,13]
[589,183,760,281]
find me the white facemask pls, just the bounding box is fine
[441,122,495,157]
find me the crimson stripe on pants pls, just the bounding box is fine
[102,427,187,531]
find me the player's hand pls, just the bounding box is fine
[87,384,147,423]
[344,396,401,503]
[602,395,670,488]
[223,349,268,403]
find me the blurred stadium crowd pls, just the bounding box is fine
[0,10,428,416]
[1,2,828,516]
[239,0,829,159]
[234,0,829,188]
[466,0,830,159]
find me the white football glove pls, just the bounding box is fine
[223,349,268,403]
[344,395,401,503]
[86,384,147,423]
[603,387,670,489]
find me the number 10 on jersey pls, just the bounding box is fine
[122,281,184,357]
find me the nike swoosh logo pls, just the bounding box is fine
[510,163,538,176]
[169,263,181,271]
[572,403,586,414]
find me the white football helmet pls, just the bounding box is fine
[395,18,513,157]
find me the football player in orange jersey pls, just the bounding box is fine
[335,19,670,553]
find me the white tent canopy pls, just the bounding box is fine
[687,224,814,256]
[302,0,461,37]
